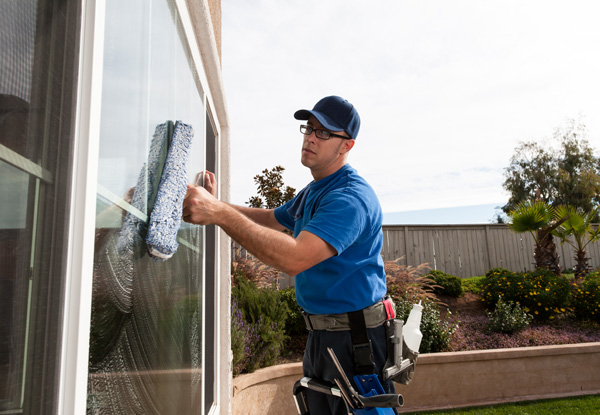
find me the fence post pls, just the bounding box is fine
[484,225,493,271]
[403,226,409,265]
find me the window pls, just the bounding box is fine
[86,0,216,413]
[0,0,80,413]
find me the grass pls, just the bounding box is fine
[404,394,600,414]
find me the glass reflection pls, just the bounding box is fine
[87,0,206,413]
[0,161,33,411]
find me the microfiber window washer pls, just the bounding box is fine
[146,120,194,260]
[117,121,173,256]
[110,121,175,312]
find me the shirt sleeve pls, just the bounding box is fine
[274,199,295,231]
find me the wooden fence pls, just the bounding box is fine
[231,224,600,280]
[382,224,600,278]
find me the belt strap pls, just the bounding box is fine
[303,298,396,375]
[348,309,375,375]
[302,301,389,332]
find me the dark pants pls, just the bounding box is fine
[302,324,397,415]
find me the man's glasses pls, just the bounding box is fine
[300,125,350,140]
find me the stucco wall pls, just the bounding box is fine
[232,343,600,414]
[206,0,221,59]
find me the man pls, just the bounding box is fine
[182,96,394,414]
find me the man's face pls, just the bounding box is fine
[300,116,353,179]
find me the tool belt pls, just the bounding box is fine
[302,301,390,332]
[302,298,396,375]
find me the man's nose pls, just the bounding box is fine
[305,130,318,143]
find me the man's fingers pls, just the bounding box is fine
[205,171,215,184]
[181,185,215,226]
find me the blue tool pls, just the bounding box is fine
[292,347,402,415]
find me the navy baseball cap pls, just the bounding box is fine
[294,96,361,139]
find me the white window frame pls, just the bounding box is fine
[59,0,229,413]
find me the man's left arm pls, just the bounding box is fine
[182,185,336,276]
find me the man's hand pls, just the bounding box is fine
[182,181,337,276]
[182,184,221,225]
[194,170,217,197]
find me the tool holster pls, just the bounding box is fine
[382,317,419,385]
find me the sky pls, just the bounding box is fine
[221,1,600,224]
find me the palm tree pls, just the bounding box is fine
[554,206,600,278]
[507,201,565,274]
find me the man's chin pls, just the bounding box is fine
[300,156,311,168]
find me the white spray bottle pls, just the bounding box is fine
[403,301,423,352]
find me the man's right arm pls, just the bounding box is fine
[198,170,286,232]
[225,204,286,232]
[182,185,335,276]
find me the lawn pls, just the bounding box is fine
[404,394,600,414]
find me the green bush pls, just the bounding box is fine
[428,270,463,297]
[394,297,457,353]
[572,271,600,323]
[482,268,570,321]
[232,277,289,373]
[485,267,512,279]
[482,269,527,306]
[231,298,255,375]
[486,296,533,334]
[280,287,305,337]
[462,276,485,294]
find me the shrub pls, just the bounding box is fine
[385,259,438,304]
[428,270,463,297]
[485,267,512,279]
[486,296,533,334]
[231,298,258,376]
[482,269,526,307]
[482,268,571,321]
[280,287,305,337]
[572,271,600,323]
[246,316,286,372]
[231,276,289,373]
[232,257,281,288]
[394,296,458,354]
[462,276,485,294]
[522,268,571,320]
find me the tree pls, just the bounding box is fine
[247,165,296,209]
[554,120,600,212]
[507,201,564,274]
[503,141,557,212]
[502,119,600,216]
[554,206,600,279]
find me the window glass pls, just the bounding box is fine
[1,0,80,412]
[87,0,207,413]
[0,159,32,412]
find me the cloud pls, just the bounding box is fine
[222,1,600,218]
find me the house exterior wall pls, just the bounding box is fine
[0,0,230,413]
[207,0,222,60]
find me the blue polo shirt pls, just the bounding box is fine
[274,164,386,315]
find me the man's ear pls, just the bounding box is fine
[343,139,355,153]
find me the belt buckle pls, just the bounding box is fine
[302,310,314,331]
[352,340,375,373]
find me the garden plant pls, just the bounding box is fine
[231,257,600,375]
